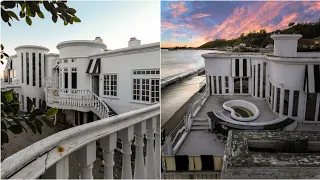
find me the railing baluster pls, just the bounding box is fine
[100,133,117,179]
[42,156,69,179]
[146,117,157,179]
[76,141,96,179]
[155,117,161,178]
[119,126,134,179]
[134,121,146,179]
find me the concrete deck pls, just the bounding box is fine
[176,130,226,156]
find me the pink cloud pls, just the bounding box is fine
[161,22,194,30]
[192,13,211,19]
[172,32,187,37]
[170,2,188,17]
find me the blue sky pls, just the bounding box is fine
[1,1,160,56]
[161,1,320,47]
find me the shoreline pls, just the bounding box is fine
[161,66,205,89]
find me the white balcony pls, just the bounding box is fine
[1,104,160,179]
[1,78,21,89]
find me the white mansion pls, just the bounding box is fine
[1,38,161,179]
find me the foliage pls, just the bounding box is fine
[1,89,58,145]
[1,1,79,146]
[199,20,320,49]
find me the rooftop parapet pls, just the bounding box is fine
[271,34,302,57]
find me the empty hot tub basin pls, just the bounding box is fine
[222,100,260,121]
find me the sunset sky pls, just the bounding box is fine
[161,1,320,47]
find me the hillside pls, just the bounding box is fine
[199,20,320,48]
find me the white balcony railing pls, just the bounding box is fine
[44,77,59,88]
[1,104,161,179]
[46,88,110,119]
[1,78,21,88]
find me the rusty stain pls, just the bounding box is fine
[57,146,64,153]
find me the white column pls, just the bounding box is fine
[211,76,214,95]
[255,65,258,97]
[76,141,96,179]
[279,88,284,115]
[216,76,220,95]
[155,117,161,178]
[273,87,277,112]
[221,77,226,94]
[134,121,146,179]
[288,90,294,117]
[118,126,134,179]
[315,94,320,122]
[298,90,306,120]
[42,156,69,179]
[146,117,156,179]
[100,133,117,179]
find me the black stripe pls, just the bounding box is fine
[86,59,93,73]
[200,155,214,170]
[174,155,189,171]
[304,65,308,93]
[243,59,247,76]
[235,59,239,76]
[92,58,100,74]
[314,65,320,93]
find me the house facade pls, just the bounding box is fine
[2,37,160,125]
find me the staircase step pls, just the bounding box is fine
[193,122,209,126]
[191,126,210,130]
[193,118,208,122]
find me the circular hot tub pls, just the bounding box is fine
[222,100,260,122]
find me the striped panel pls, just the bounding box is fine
[304,65,320,93]
[86,59,101,74]
[162,156,223,172]
[231,59,251,77]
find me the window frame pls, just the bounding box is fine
[103,73,118,98]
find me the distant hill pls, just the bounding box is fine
[199,20,320,48]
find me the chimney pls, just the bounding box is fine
[271,34,302,57]
[128,37,141,47]
[94,37,103,43]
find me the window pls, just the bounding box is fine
[242,77,249,93]
[32,53,36,86]
[234,77,241,94]
[257,64,261,97]
[276,88,280,113]
[235,59,239,76]
[104,74,117,96]
[209,76,212,94]
[263,62,267,98]
[132,69,160,103]
[64,67,68,71]
[39,53,41,87]
[32,98,36,107]
[283,89,290,115]
[64,59,68,63]
[292,91,299,117]
[71,68,77,89]
[64,71,68,89]
[72,59,75,62]
[218,76,222,94]
[243,59,247,76]
[253,65,256,96]
[269,82,272,104]
[44,54,46,77]
[305,93,317,121]
[39,99,42,108]
[21,95,24,111]
[26,52,29,85]
[213,76,217,94]
[21,53,24,83]
[72,68,77,72]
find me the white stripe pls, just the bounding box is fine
[247,59,251,76]
[308,65,315,93]
[231,59,235,77]
[288,90,294,117]
[89,59,97,73]
[240,59,242,76]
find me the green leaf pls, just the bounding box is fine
[34,120,43,134]
[1,44,4,50]
[41,100,47,111]
[24,121,36,134]
[45,108,58,117]
[1,1,16,9]
[7,11,19,21]
[8,125,23,134]
[1,10,9,22]
[27,97,34,112]
[42,116,54,128]
[26,16,32,26]
[4,92,13,103]
[30,109,44,116]
[52,14,57,23]
[19,11,25,18]
[66,8,76,15]
[37,11,44,19]
[1,130,9,145]
[3,52,9,57]
[71,15,81,22]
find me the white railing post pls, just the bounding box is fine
[134,121,146,179]
[100,133,117,179]
[76,141,96,179]
[155,116,161,178]
[42,156,69,179]
[146,117,157,179]
[119,126,134,179]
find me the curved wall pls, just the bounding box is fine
[223,100,260,121]
[57,41,106,59]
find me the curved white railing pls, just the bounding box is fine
[46,88,110,119]
[222,100,260,122]
[1,104,161,179]
[44,77,59,88]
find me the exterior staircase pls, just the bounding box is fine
[191,118,210,130]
